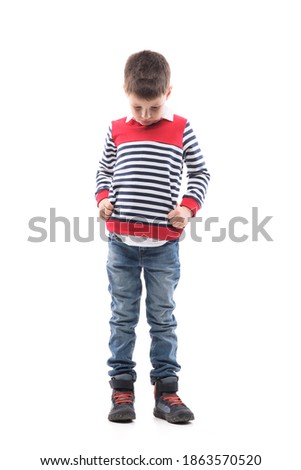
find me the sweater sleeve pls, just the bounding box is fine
[95,125,117,205]
[180,121,210,216]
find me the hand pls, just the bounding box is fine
[98,198,114,221]
[167,205,192,229]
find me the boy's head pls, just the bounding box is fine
[124,50,172,126]
[124,50,171,99]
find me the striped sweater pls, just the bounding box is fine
[95,114,210,240]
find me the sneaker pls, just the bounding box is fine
[108,374,136,422]
[153,377,194,424]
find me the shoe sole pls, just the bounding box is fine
[108,411,136,422]
[153,408,194,424]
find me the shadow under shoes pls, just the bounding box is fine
[153,377,194,424]
[108,374,136,422]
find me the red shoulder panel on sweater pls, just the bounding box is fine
[111,115,187,148]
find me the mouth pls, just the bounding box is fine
[138,118,161,126]
[139,120,153,126]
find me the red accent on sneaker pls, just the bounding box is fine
[161,393,184,406]
[113,391,134,405]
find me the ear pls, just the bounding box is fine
[166,85,173,99]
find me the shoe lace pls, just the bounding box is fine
[113,391,134,405]
[162,393,184,406]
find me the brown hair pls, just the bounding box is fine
[124,50,171,100]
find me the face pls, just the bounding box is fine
[127,88,172,126]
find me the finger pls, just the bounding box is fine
[167,209,177,219]
[104,208,113,218]
[99,207,111,220]
[170,216,188,228]
[105,201,114,210]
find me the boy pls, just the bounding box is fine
[96,50,210,423]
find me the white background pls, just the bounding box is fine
[1,1,300,469]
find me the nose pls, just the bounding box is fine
[141,107,151,119]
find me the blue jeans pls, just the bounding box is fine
[106,235,181,384]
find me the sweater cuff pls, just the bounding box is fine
[180,197,201,217]
[96,190,109,206]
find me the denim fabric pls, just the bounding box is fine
[106,235,181,384]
